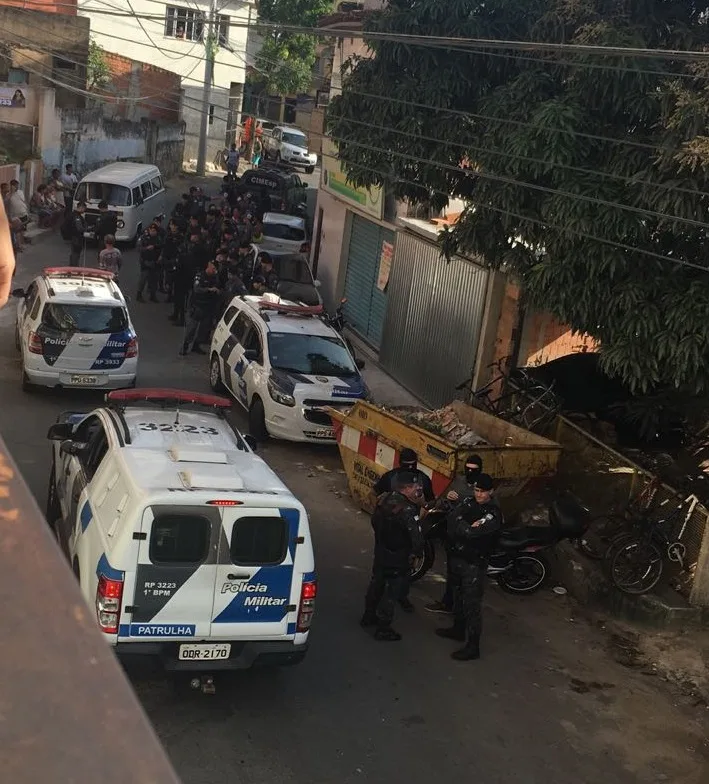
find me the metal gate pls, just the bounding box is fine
[342,214,394,348]
[379,232,489,407]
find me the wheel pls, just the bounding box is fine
[578,514,627,560]
[46,464,60,522]
[409,539,435,583]
[496,554,548,594]
[609,538,664,595]
[305,166,315,175]
[209,352,225,393]
[248,397,269,441]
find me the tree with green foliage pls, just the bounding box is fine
[327,0,709,395]
[254,0,333,96]
[87,39,110,91]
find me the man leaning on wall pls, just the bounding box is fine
[0,197,16,308]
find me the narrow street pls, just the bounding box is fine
[2,228,708,784]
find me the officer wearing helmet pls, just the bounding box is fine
[372,448,434,612]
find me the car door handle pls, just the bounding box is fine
[226,573,251,581]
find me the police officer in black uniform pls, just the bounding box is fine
[180,260,221,356]
[436,473,502,661]
[361,477,424,641]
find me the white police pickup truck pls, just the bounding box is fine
[45,388,317,673]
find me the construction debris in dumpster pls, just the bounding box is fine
[400,406,489,448]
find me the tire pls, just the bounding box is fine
[249,397,268,441]
[497,554,548,594]
[209,352,225,393]
[409,539,435,583]
[46,464,60,522]
[609,538,664,595]
[305,166,315,174]
[578,514,627,561]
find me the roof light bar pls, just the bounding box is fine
[43,266,115,280]
[106,388,232,408]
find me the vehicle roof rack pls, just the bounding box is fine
[106,388,232,410]
[43,266,115,280]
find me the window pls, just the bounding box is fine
[42,304,128,335]
[222,305,238,326]
[262,222,306,242]
[29,294,41,321]
[267,332,359,377]
[132,186,143,205]
[149,512,211,564]
[230,516,288,565]
[282,131,307,147]
[84,429,109,480]
[270,254,313,284]
[230,311,251,342]
[73,415,103,446]
[74,183,131,206]
[217,14,229,46]
[8,68,28,85]
[23,281,38,316]
[243,326,262,360]
[53,57,76,71]
[208,105,215,126]
[164,5,204,42]
[141,181,153,200]
[150,175,163,193]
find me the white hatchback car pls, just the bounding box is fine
[210,294,366,442]
[13,266,138,392]
[258,212,310,255]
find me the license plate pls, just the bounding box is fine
[314,428,334,439]
[178,643,231,661]
[70,375,97,385]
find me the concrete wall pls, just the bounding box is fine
[182,84,229,165]
[310,189,349,310]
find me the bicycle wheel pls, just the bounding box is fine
[609,538,664,595]
[578,515,627,560]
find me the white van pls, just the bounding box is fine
[46,388,317,671]
[74,163,167,245]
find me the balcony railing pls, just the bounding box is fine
[0,433,180,783]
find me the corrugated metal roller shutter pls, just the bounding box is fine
[380,232,489,407]
[343,214,394,348]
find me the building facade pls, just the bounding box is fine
[78,0,255,163]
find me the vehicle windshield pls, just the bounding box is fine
[270,254,313,284]
[75,182,132,206]
[41,303,128,334]
[283,132,307,147]
[263,222,306,242]
[268,333,358,377]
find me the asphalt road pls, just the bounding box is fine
[1,225,707,784]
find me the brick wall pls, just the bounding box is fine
[100,52,181,124]
[0,0,76,15]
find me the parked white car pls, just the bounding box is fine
[263,127,318,173]
[259,212,310,255]
[13,266,138,392]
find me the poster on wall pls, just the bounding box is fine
[0,87,27,108]
[377,241,394,291]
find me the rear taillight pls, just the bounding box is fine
[28,331,42,354]
[96,575,124,634]
[299,242,310,254]
[125,337,138,358]
[297,578,317,633]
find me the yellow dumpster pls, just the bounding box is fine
[328,400,561,513]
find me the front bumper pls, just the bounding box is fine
[115,639,308,671]
[265,398,357,443]
[283,152,317,167]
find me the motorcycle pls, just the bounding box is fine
[410,491,590,595]
[325,297,365,370]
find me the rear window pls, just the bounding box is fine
[271,254,313,283]
[42,304,128,335]
[230,516,288,565]
[263,222,306,242]
[75,182,131,206]
[150,513,211,564]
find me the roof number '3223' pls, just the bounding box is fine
[137,422,220,435]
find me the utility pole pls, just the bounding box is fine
[196,0,217,176]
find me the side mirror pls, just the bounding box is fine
[243,434,258,451]
[356,358,366,370]
[12,287,25,298]
[314,279,321,288]
[244,349,259,362]
[47,422,74,441]
[59,439,83,457]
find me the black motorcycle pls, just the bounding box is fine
[325,297,365,370]
[410,491,590,595]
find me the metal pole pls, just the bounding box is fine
[196,0,216,176]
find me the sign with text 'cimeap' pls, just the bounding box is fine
[321,136,383,220]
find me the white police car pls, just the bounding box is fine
[209,294,366,442]
[13,266,138,392]
[45,388,317,671]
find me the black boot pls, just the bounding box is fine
[436,626,465,642]
[179,344,189,356]
[451,644,480,661]
[374,626,402,642]
[398,598,415,613]
[359,612,377,628]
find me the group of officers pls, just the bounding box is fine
[362,450,502,662]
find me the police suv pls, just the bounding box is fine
[209,294,366,443]
[13,267,138,392]
[46,388,317,671]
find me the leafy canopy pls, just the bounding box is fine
[254,0,333,96]
[87,39,110,90]
[327,0,709,394]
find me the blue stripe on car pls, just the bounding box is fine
[96,553,124,581]
[80,500,93,532]
[91,329,133,370]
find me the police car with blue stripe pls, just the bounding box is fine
[13,267,138,392]
[209,293,367,442]
[46,388,317,672]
